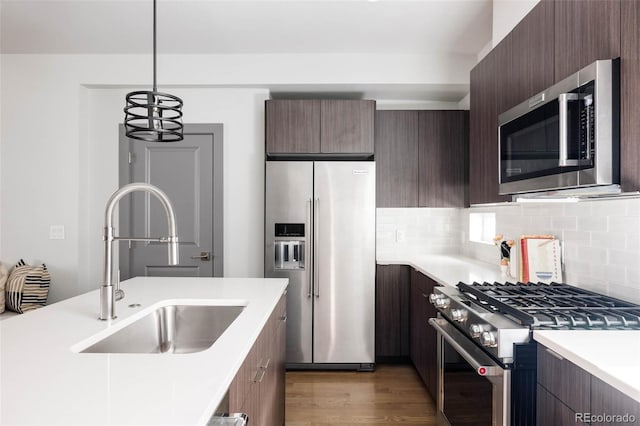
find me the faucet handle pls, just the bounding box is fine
[115,270,125,301]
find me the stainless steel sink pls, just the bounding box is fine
[80,305,245,354]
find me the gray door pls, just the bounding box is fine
[119,123,223,279]
[313,161,375,364]
[265,161,314,364]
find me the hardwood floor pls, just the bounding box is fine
[285,364,437,425]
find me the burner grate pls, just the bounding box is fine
[457,282,640,330]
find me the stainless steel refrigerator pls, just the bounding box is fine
[265,161,375,370]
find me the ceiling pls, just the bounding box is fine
[0,0,493,102]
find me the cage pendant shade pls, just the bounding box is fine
[124,0,183,142]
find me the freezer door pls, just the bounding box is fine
[265,161,314,364]
[313,161,376,364]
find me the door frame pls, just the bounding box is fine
[118,123,224,278]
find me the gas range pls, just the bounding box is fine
[430,281,640,364]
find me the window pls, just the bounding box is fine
[469,212,496,245]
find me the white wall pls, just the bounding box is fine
[1,52,475,302]
[492,0,541,47]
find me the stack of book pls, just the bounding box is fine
[511,235,562,283]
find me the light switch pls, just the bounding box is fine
[395,229,406,242]
[49,225,65,240]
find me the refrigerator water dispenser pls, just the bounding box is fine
[274,223,305,270]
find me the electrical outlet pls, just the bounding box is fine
[49,225,65,240]
[395,229,406,242]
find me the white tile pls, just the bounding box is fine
[591,231,626,250]
[551,215,577,231]
[592,200,628,216]
[608,216,640,234]
[607,248,640,267]
[576,216,607,232]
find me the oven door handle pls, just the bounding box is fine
[429,318,504,377]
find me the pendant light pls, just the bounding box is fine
[124,0,183,142]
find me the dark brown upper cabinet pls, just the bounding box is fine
[621,0,640,192]
[265,99,374,155]
[375,110,468,208]
[320,100,375,154]
[554,0,621,81]
[470,48,510,205]
[375,110,420,208]
[265,100,321,154]
[418,110,469,208]
[500,0,555,113]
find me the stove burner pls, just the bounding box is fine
[456,282,640,330]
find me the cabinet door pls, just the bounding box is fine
[537,384,588,426]
[591,376,640,425]
[469,50,510,205]
[374,110,419,207]
[621,0,640,192]
[537,345,591,414]
[266,100,321,154]
[320,100,375,154]
[500,0,555,112]
[375,265,410,358]
[554,0,621,81]
[409,269,438,400]
[418,110,469,207]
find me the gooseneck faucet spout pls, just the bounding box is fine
[100,182,179,320]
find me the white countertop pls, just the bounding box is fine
[377,253,510,287]
[534,330,640,403]
[0,276,288,425]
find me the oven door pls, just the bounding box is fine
[429,318,510,426]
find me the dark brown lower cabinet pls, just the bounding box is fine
[538,343,640,426]
[229,293,286,426]
[591,376,640,426]
[375,265,410,359]
[410,268,438,400]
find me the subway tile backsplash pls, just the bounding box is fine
[460,198,640,304]
[377,198,640,304]
[376,208,463,259]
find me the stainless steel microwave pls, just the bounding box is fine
[498,58,619,195]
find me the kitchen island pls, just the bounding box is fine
[0,276,288,425]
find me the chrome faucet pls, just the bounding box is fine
[100,182,179,320]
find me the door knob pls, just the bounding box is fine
[190,251,211,261]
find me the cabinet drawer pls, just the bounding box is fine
[537,345,590,413]
[537,384,588,426]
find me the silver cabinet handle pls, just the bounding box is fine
[260,357,271,370]
[314,197,320,298]
[545,347,565,360]
[253,369,265,383]
[190,251,211,261]
[558,92,580,167]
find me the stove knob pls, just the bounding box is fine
[469,324,483,338]
[433,297,450,309]
[428,294,441,304]
[481,331,498,348]
[450,309,468,322]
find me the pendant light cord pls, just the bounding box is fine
[153,0,157,92]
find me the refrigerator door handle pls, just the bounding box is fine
[314,197,320,298]
[306,197,313,298]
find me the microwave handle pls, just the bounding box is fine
[558,92,581,167]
